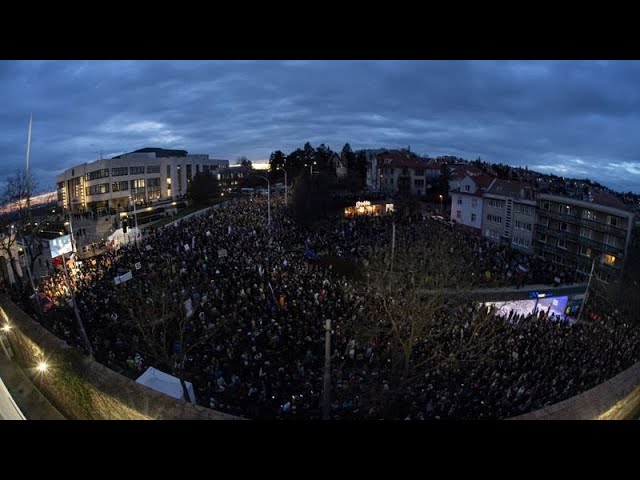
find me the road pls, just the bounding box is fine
[0,373,26,420]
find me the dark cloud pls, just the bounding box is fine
[1,60,639,194]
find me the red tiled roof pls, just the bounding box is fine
[486,178,535,200]
[591,191,633,212]
[376,151,428,169]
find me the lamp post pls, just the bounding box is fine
[59,248,93,357]
[322,319,331,420]
[254,175,271,226]
[439,194,443,214]
[129,194,139,245]
[277,166,288,205]
[576,254,602,323]
[305,161,317,176]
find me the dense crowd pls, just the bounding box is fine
[5,196,639,420]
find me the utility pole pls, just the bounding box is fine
[322,318,331,420]
[390,221,396,272]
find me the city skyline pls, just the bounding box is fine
[1,60,640,194]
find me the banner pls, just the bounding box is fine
[50,234,73,258]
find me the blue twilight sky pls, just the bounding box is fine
[1,60,639,195]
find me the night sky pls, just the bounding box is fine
[1,60,639,194]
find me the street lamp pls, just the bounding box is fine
[576,253,604,323]
[129,194,139,245]
[304,161,317,176]
[277,166,288,205]
[254,175,271,226]
[439,194,443,214]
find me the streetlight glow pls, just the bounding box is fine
[1,324,11,332]
[37,361,48,373]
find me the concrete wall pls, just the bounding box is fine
[512,359,640,420]
[0,295,241,420]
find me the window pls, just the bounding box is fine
[465,185,470,192]
[541,218,549,227]
[177,165,182,193]
[457,197,463,205]
[131,179,145,203]
[472,199,478,208]
[580,228,592,239]
[84,169,109,181]
[112,167,129,177]
[539,234,547,244]
[603,254,616,265]
[608,216,619,227]
[414,179,425,187]
[515,204,534,215]
[580,246,592,258]
[196,164,200,175]
[471,213,477,222]
[414,169,424,176]
[456,210,461,219]
[583,210,596,221]
[147,178,161,201]
[559,222,568,232]
[542,201,549,211]
[112,181,129,192]
[488,199,505,208]
[557,239,567,249]
[130,166,145,175]
[487,214,502,224]
[85,183,110,196]
[512,236,530,248]
[147,165,160,174]
[402,167,408,175]
[515,221,533,231]
[605,235,621,248]
[167,165,171,178]
[560,205,571,215]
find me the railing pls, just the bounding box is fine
[538,209,629,235]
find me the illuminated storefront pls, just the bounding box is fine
[344,200,394,217]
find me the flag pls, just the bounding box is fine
[304,244,319,260]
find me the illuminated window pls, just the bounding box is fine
[580,246,592,257]
[603,254,616,265]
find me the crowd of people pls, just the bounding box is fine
[4,196,638,420]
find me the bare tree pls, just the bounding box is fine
[1,170,45,283]
[117,273,219,402]
[348,223,498,417]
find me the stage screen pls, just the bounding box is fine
[50,234,72,258]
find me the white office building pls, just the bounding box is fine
[56,148,229,213]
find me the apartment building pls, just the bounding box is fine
[481,179,536,253]
[534,192,635,282]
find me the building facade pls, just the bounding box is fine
[534,193,635,282]
[56,148,229,213]
[450,174,495,231]
[481,179,536,253]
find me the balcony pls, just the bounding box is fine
[538,209,629,235]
